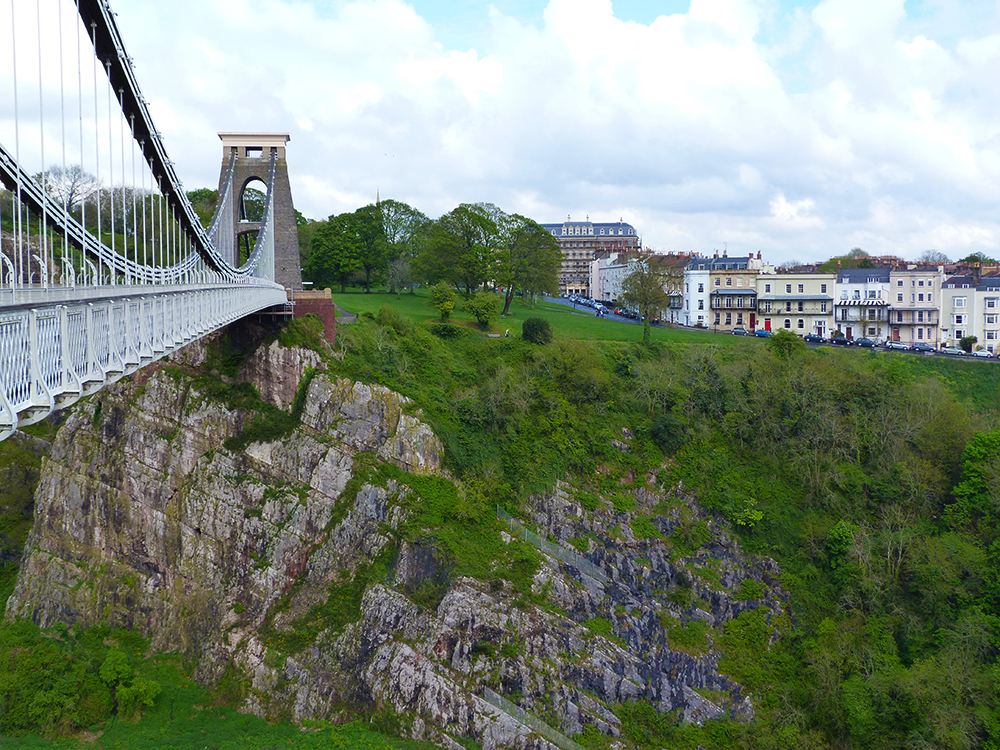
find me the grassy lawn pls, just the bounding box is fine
[330,288,756,346]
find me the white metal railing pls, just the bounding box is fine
[0,283,288,440]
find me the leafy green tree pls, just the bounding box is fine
[959,251,998,264]
[186,188,219,227]
[620,256,677,345]
[464,291,502,329]
[430,281,457,322]
[417,204,498,295]
[769,328,807,358]
[378,199,428,294]
[352,204,388,293]
[495,216,562,314]
[960,335,978,353]
[304,214,361,292]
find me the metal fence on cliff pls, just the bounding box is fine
[482,688,587,750]
[496,507,608,584]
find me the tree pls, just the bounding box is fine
[959,252,998,264]
[387,257,412,299]
[918,249,949,264]
[847,247,869,258]
[186,188,219,227]
[378,199,428,293]
[769,328,807,358]
[304,214,362,292]
[495,216,562,315]
[960,335,978,353]
[353,204,388,293]
[40,164,98,211]
[417,204,497,295]
[620,256,681,345]
[464,291,502,329]
[430,281,457,322]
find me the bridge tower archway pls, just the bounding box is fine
[218,133,302,290]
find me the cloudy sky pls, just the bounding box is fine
[9,0,1000,266]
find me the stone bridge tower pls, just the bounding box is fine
[218,133,301,290]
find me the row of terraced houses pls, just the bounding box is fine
[542,219,1000,353]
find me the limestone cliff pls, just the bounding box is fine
[5,333,789,750]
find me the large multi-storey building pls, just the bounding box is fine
[756,272,836,336]
[940,275,976,348]
[888,269,941,347]
[834,268,891,340]
[977,276,1000,353]
[540,217,640,296]
[682,252,773,329]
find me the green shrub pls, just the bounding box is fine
[464,291,502,329]
[650,413,686,454]
[631,516,663,539]
[611,493,638,514]
[522,317,553,344]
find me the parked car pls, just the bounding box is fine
[754,329,773,337]
[829,335,851,346]
[940,346,965,356]
[885,340,910,350]
[731,327,750,336]
[803,334,827,344]
[971,349,994,358]
[855,338,877,348]
[911,342,935,353]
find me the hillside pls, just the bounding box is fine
[2,302,1000,749]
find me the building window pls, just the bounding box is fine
[726,278,732,286]
[955,297,967,308]
[798,284,804,293]
[928,293,933,303]
[737,277,743,287]
[897,280,904,287]
[714,313,720,324]
[785,301,792,312]
[987,331,998,340]
[761,301,771,313]
[986,298,999,309]
[797,319,805,329]
[821,284,827,293]
[897,312,904,323]
[797,301,804,312]
[725,297,732,308]
[867,290,877,299]
[917,328,923,339]
[698,300,704,310]
[954,314,965,325]
[918,311,924,322]
[868,310,877,321]
[786,284,792,293]
[784,319,791,328]
[955,329,966,339]
[821,302,827,312]
[987,315,998,324]
[697,283,703,293]
[725,313,732,325]
[765,284,771,293]
[868,326,876,336]
[918,293,924,302]
[737,313,743,324]
[919,280,924,287]
[715,278,720,286]
[898,293,903,302]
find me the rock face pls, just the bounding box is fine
[5,337,789,749]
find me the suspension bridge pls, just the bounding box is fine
[0,0,309,442]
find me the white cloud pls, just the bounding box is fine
[4,0,993,267]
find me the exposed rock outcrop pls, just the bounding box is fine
[5,337,788,749]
